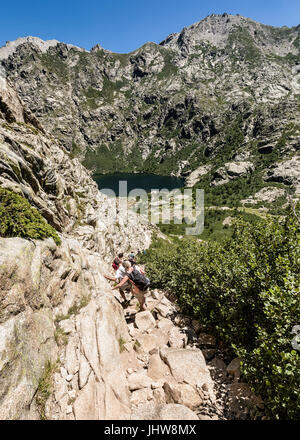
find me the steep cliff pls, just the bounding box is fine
[0,73,152,419]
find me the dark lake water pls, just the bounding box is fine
[94,173,184,197]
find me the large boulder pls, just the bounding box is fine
[154,296,177,317]
[227,357,241,381]
[0,308,57,420]
[241,186,286,205]
[135,311,156,332]
[264,157,300,195]
[168,326,188,348]
[147,352,171,382]
[128,370,153,391]
[130,388,153,406]
[163,382,203,410]
[185,165,212,187]
[160,347,215,400]
[211,161,254,186]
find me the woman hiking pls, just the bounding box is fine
[112,252,124,271]
[112,260,150,311]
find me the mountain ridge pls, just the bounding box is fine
[1,13,299,206]
[1,13,299,55]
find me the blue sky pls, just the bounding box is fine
[1,0,299,53]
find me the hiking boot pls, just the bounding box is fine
[122,300,130,308]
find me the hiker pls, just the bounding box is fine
[112,252,124,271]
[112,260,150,311]
[128,254,137,266]
[128,251,136,266]
[104,261,131,304]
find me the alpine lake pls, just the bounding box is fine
[94,173,185,197]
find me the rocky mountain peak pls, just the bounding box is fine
[160,13,299,57]
[0,36,86,61]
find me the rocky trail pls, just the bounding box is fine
[46,269,265,421]
[0,236,265,421]
[120,288,265,420]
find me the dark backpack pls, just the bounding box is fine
[128,269,150,291]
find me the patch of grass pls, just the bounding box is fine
[133,339,141,351]
[69,139,82,159]
[157,207,263,243]
[96,77,129,104]
[293,34,300,50]
[156,49,178,80]
[55,314,70,323]
[119,336,126,353]
[0,187,61,245]
[39,53,69,81]
[67,294,91,316]
[54,327,68,346]
[35,360,59,420]
[1,122,14,131]
[226,25,262,65]
[16,122,40,135]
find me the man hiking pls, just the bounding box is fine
[104,260,131,305]
[112,260,150,311]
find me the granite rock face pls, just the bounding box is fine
[0,76,153,420]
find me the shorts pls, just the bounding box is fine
[119,281,132,292]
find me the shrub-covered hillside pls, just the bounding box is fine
[142,207,300,419]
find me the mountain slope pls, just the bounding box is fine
[0,72,154,419]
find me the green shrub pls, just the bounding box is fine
[0,187,61,245]
[144,208,300,419]
[119,336,126,353]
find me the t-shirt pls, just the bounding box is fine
[115,265,126,282]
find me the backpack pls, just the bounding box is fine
[128,269,150,291]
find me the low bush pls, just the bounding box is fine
[0,187,61,245]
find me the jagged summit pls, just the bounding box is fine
[0,36,86,60]
[1,14,299,61]
[160,13,299,56]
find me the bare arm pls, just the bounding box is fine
[104,274,117,282]
[112,275,129,290]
